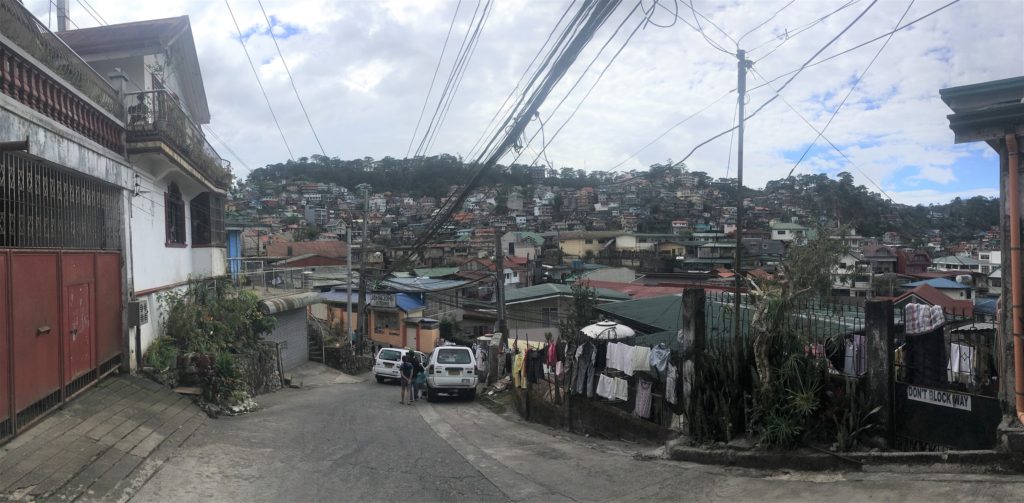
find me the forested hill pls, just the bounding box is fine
[242,155,998,241]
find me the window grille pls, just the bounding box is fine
[0,152,121,249]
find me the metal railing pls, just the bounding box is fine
[0,0,123,118]
[232,266,314,293]
[125,90,231,189]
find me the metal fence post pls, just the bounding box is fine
[865,299,895,447]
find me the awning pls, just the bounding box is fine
[259,292,322,315]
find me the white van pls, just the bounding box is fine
[425,345,477,401]
[373,348,428,383]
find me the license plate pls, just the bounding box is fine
[461,379,470,384]
[384,363,393,368]
[447,369,460,376]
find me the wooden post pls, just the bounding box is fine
[679,288,706,438]
[865,299,895,447]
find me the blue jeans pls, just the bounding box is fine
[410,380,418,400]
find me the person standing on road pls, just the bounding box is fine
[399,354,414,405]
[410,353,424,402]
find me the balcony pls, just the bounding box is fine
[125,90,231,189]
[0,0,123,151]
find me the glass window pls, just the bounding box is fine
[542,307,558,327]
[436,348,471,364]
[378,349,402,361]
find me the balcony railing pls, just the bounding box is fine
[0,0,123,152]
[125,90,231,189]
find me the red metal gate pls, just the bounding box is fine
[0,152,124,443]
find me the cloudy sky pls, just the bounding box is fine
[28,0,1024,205]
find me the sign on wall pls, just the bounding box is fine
[906,385,972,411]
[370,293,397,308]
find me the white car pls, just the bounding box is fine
[425,345,478,401]
[373,348,427,383]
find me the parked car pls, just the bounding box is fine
[373,348,428,383]
[425,345,478,401]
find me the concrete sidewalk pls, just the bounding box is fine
[0,375,207,502]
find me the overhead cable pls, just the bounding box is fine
[225,0,295,161]
[257,0,328,157]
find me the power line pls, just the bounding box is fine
[422,0,493,157]
[608,89,734,171]
[204,125,252,173]
[686,0,734,55]
[675,0,878,165]
[465,1,579,162]
[788,0,914,178]
[749,67,894,202]
[736,0,795,46]
[224,0,295,161]
[725,99,738,177]
[75,0,105,26]
[748,0,860,61]
[519,2,651,168]
[257,0,327,157]
[749,0,960,90]
[48,0,80,30]
[413,0,490,159]
[407,0,462,158]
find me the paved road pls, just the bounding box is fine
[132,374,1024,502]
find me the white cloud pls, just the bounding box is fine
[22,0,1021,205]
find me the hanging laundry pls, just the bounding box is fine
[594,341,608,371]
[649,343,670,377]
[596,374,615,399]
[613,377,629,401]
[665,363,678,405]
[948,342,976,385]
[513,351,526,389]
[547,341,557,367]
[842,335,867,376]
[905,303,945,335]
[631,345,652,375]
[574,342,597,396]
[634,378,653,419]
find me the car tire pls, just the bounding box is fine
[464,389,476,401]
[375,376,384,383]
[426,388,437,402]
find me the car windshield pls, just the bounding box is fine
[436,348,471,364]
[378,349,402,361]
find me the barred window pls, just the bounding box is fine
[165,183,186,246]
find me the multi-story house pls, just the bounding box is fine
[0,4,229,439]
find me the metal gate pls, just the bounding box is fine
[0,152,123,443]
[892,314,1002,450]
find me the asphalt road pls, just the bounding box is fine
[131,373,1024,503]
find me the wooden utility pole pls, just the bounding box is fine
[490,232,508,385]
[733,50,750,347]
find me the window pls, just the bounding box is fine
[374,311,398,333]
[777,230,787,235]
[541,307,558,327]
[190,192,225,247]
[165,183,186,246]
[436,348,471,364]
[585,239,593,244]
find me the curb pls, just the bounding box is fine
[666,441,1024,473]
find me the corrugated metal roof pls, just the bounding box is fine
[502,283,630,304]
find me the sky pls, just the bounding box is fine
[27,0,1024,206]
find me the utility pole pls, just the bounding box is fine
[346,223,354,344]
[490,232,508,385]
[733,49,750,346]
[56,0,69,32]
[356,184,371,352]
